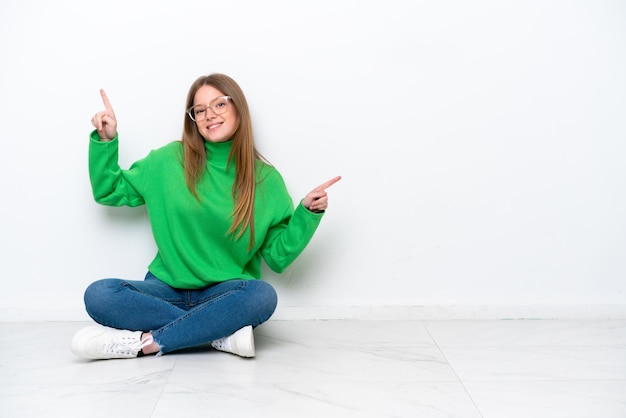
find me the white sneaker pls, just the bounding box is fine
[71,325,148,360]
[211,325,255,358]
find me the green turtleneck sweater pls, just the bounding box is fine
[88,131,323,289]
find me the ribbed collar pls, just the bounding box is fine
[205,140,234,169]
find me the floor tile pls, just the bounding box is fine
[425,319,626,346]
[464,380,626,418]
[0,383,163,418]
[167,333,458,384]
[440,345,626,381]
[153,381,483,418]
[0,319,624,418]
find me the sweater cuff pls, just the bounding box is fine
[90,129,118,143]
[297,201,325,218]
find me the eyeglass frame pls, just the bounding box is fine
[186,96,232,122]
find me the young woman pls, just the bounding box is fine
[71,73,341,360]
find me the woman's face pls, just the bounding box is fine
[192,85,238,143]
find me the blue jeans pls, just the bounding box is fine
[83,272,277,354]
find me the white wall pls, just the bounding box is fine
[1,0,625,320]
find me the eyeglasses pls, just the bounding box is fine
[187,96,232,122]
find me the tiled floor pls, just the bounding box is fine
[1,319,625,417]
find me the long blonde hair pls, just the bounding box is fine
[181,73,264,249]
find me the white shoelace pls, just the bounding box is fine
[103,334,153,356]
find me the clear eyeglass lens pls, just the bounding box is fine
[211,97,229,113]
[190,97,230,121]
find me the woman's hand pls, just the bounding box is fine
[302,176,342,212]
[90,89,117,141]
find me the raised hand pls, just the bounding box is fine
[302,176,342,212]
[90,89,117,141]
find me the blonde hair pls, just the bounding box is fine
[181,73,265,250]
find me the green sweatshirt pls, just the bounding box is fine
[88,131,323,289]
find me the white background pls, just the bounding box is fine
[1,0,625,320]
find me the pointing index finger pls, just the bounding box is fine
[100,89,115,114]
[315,175,342,191]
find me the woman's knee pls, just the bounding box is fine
[248,279,276,301]
[247,280,278,318]
[83,279,124,319]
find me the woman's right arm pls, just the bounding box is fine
[88,90,146,207]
